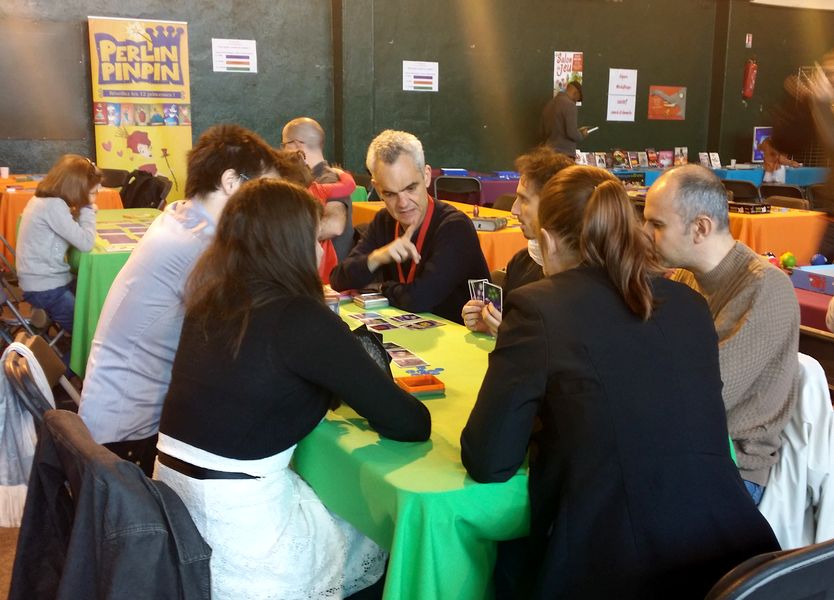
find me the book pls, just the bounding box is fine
[709,152,722,168]
[658,150,674,168]
[646,148,659,168]
[637,151,649,167]
[612,149,629,168]
[674,147,689,166]
[628,151,641,169]
[699,152,711,168]
[594,152,608,168]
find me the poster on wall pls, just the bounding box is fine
[607,68,637,122]
[648,85,687,120]
[752,126,773,162]
[553,51,583,104]
[403,61,439,92]
[212,38,257,73]
[88,16,191,201]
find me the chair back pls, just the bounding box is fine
[767,195,810,210]
[155,175,173,210]
[2,342,56,425]
[704,537,834,600]
[433,175,482,205]
[809,184,828,208]
[721,179,761,202]
[350,186,368,202]
[491,193,516,211]
[100,168,129,189]
[760,184,804,200]
[798,325,834,394]
[121,170,172,209]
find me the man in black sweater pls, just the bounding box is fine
[330,130,488,323]
[461,146,573,335]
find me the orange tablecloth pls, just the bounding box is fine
[728,209,830,265]
[352,200,526,271]
[0,187,123,262]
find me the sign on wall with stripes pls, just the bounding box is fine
[403,60,439,92]
[212,38,258,74]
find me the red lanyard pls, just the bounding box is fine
[395,197,434,284]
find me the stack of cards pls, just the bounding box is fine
[382,342,428,368]
[468,279,503,313]
[348,312,446,333]
[353,293,389,309]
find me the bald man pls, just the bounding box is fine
[282,117,354,260]
[643,164,799,505]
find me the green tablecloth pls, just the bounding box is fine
[294,303,530,600]
[68,208,161,376]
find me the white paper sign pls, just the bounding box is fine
[606,95,637,121]
[212,38,258,73]
[608,68,638,95]
[403,61,439,92]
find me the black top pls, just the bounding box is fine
[504,248,544,294]
[159,296,431,460]
[330,199,489,324]
[312,160,354,261]
[461,267,779,599]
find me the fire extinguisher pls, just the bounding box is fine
[742,58,758,99]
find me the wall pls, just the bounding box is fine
[718,0,834,162]
[0,0,333,174]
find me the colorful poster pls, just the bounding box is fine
[648,85,687,120]
[88,16,191,201]
[552,51,583,97]
[403,61,439,92]
[752,126,773,162]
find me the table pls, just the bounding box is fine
[294,303,529,600]
[712,166,828,188]
[352,200,527,271]
[430,169,519,206]
[796,288,831,330]
[68,208,161,376]
[728,208,830,265]
[1,185,123,262]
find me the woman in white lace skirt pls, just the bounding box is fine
[154,178,431,599]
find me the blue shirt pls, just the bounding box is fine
[79,200,215,443]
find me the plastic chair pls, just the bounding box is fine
[759,184,804,200]
[767,196,810,210]
[721,179,761,202]
[704,537,834,599]
[100,168,129,189]
[433,176,482,205]
[491,193,516,211]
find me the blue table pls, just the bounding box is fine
[712,167,828,188]
[611,169,665,186]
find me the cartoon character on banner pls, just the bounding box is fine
[117,127,158,176]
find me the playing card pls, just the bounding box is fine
[390,313,422,323]
[369,322,398,331]
[404,319,445,330]
[483,282,503,313]
[348,312,383,322]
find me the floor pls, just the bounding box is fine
[0,528,18,600]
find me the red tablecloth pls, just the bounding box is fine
[796,288,831,330]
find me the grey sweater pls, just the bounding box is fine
[673,242,799,486]
[17,196,96,292]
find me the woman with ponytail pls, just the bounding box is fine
[461,166,778,599]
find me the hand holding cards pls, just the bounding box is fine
[468,279,503,313]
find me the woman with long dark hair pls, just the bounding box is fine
[155,178,430,599]
[17,154,101,333]
[461,166,778,599]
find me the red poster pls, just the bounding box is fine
[648,85,686,120]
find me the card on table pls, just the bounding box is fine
[369,322,398,332]
[390,313,422,323]
[404,319,444,330]
[348,312,383,323]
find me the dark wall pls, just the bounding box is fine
[718,0,834,162]
[0,1,333,174]
[342,0,718,173]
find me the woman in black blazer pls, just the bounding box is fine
[461,166,778,599]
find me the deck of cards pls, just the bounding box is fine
[352,293,389,309]
[469,278,503,313]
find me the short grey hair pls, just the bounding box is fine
[663,164,729,231]
[366,129,425,174]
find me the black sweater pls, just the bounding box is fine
[159,296,431,459]
[330,200,489,323]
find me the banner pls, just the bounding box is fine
[553,51,583,105]
[88,16,191,201]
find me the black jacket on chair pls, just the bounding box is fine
[9,409,211,600]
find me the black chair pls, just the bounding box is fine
[155,175,173,210]
[352,172,372,192]
[808,184,829,209]
[760,184,804,200]
[4,352,54,425]
[704,537,834,599]
[721,179,761,202]
[100,168,129,189]
[768,196,810,210]
[491,193,516,211]
[433,176,482,205]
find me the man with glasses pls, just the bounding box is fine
[643,164,799,506]
[282,117,354,261]
[330,129,489,324]
[79,124,282,475]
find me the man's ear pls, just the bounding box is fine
[219,168,238,195]
[691,215,714,243]
[423,164,432,188]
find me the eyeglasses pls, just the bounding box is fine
[281,139,305,148]
[238,172,250,182]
